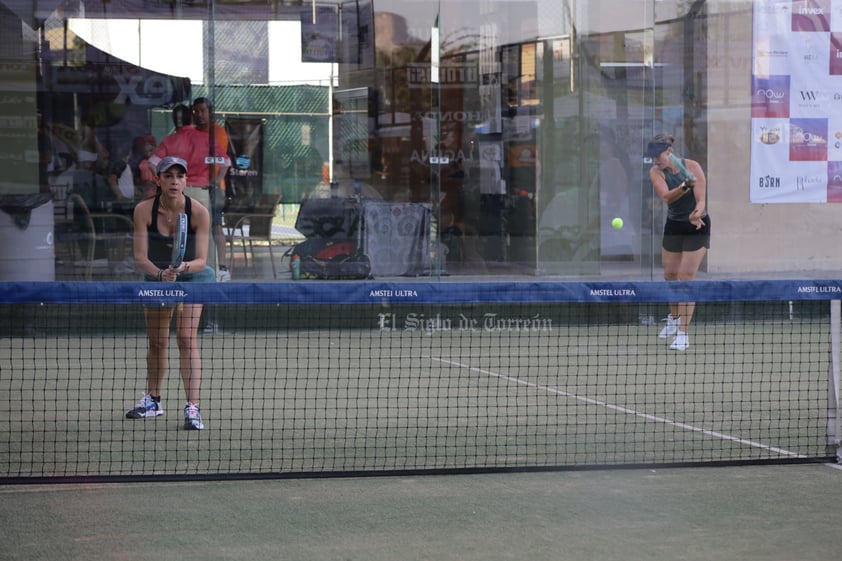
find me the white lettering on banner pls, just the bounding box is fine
[415,110,484,123]
[377,312,553,333]
[137,289,187,297]
[755,88,786,99]
[0,116,37,129]
[797,285,842,294]
[112,73,173,105]
[405,313,452,332]
[407,64,479,88]
[369,289,419,298]
[0,62,35,73]
[589,289,637,297]
[50,66,176,105]
[410,149,468,164]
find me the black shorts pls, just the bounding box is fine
[662,215,711,253]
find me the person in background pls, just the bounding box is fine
[144,105,194,181]
[37,114,63,182]
[126,156,214,430]
[172,103,192,131]
[72,149,113,211]
[191,97,232,282]
[79,119,109,166]
[645,133,710,351]
[107,143,140,203]
[131,134,159,199]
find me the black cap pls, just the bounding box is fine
[644,141,671,158]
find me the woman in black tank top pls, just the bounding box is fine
[125,156,213,430]
[146,195,200,268]
[645,134,710,352]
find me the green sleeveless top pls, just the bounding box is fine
[664,160,695,222]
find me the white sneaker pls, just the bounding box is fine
[183,403,205,430]
[658,314,680,339]
[125,394,163,419]
[217,266,231,282]
[669,331,689,351]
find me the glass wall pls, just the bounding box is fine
[4,1,824,282]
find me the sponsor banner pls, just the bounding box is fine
[4,279,842,306]
[224,117,265,211]
[750,0,842,203]
[301,5,338,63]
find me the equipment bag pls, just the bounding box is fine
[290,238,372,280]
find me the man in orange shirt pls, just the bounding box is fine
[148,99,231,280]
[191,98,232,282]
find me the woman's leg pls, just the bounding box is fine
[661,248,683,319]
[175,303,204,405]
[675,247,708,332]
[144,307,175,396]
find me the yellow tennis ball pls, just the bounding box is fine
[611,217,624,230]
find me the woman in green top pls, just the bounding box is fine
[645,133,710,351]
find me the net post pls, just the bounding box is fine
[828,299,841,461]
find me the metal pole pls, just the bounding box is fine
[828,300,841,460]
[328,66,334,183]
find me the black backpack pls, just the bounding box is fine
[290,238,372,280]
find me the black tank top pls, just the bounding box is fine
[664,160,696,222]
[147,195,197,269]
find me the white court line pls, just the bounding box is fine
[432,357,807,459]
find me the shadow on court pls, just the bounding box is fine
[2,463,841,561]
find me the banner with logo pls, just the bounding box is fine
[301,5,339,62]
[224,117,265,211]
[750,0,842,203]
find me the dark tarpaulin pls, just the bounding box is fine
[40,43,191,159]
[45,44,191,110]
[52,0,312,22]
[0,193,52,229]
[2,0,295,29]
[0,0,65,27]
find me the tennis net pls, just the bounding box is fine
[1,279,840,482]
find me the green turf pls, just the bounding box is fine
[3,464,842,561]
[0,313,834,480]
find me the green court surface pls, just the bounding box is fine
[0,316,834,480]
[2,463,841,561]
[1,296,840,559]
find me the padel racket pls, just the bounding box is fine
[171,213,188,268]
[668,153,695,182]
